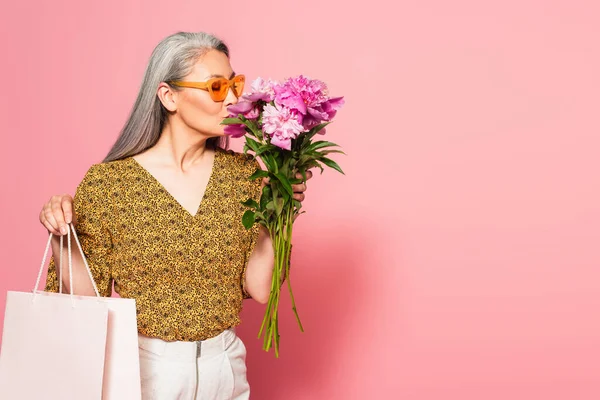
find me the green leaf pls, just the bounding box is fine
[249,168,269,181]
[256,145,271,156]
[319,149,346,156]
[298,154,313,165]
[274,198,284,216]
[260,185,271,209]
[264,154,278,174]
[247,120,264,141]
[309,121,332,135]
[221,117,244,125]
[302,122,332,146]
[274,172,293,198]
[306,140,341,152]
[320,157,345,175]
[242,210,256,229]
[280,188,290,203]
[294,133,307,151]
[260,155,273,171]
[241,198,259,209]
[306,160,324,174]
[245,137,261,153]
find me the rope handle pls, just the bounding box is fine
[32,223,102,304]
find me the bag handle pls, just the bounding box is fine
[32,223,102,303]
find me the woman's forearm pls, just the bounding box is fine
[244,225,288,304]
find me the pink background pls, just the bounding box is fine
[1,0,599,398]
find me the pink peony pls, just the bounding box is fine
[273,75,344,131]
[273,83,306,116]
[227,101,259,120]
[243,77,276,102]
[302,96,345,132]
[262,103,305,150]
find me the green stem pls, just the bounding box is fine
[285,207,304,332]
[264,226,279,351]
[258,202,302,357]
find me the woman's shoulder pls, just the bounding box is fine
[85,157,130,176]
[77,158,131,190]
[217,147,260,172]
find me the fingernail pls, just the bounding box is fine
[60,226,67,235]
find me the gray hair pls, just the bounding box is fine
[103,31,231,163]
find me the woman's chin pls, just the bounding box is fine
[214,127,227,137]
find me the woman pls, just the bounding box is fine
[39,31,311,400]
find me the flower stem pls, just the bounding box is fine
[258,204,303,357]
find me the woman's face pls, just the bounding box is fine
[170,49,240,138]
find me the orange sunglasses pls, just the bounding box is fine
[167,74,245,102]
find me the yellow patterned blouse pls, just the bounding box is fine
[44,147,262,342]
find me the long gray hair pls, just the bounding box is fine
[103,31,231,163]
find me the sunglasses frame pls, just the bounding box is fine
[167,74,245,101]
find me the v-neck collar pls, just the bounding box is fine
[128,148,222,218]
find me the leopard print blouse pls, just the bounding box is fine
[44,147,262,341]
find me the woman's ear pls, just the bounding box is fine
[157,82,178,112]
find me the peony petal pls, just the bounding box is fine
[223,124,247,138]
[227,101,255,115]
[327,96,345,110]
[246,106,260,119]
[322,99,343,120]
[270,135,292,150]
[302,113,320,130]
[245,92,273,102]
[278,96,307,115]
[307,107,329,121]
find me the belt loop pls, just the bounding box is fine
[196,341,201,358]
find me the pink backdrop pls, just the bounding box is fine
[1,1,599,398]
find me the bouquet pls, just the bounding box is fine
[222,75,345,357]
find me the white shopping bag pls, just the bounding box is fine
[0,223,141,399]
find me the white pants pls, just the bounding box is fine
[137,327,250,400]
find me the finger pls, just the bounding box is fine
[41,219,61,235]
[292,183,307,193]
[293,193,306,202]
[61,196,74,224]
[296,171,313,181]
[40,209,61,235]
[44,207,62,235]
[51,199,68,235]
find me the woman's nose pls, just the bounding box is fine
[224,86,239,106]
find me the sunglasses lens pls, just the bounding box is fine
[210,79,228,100]
[233,76,245,97]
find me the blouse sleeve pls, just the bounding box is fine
[240,157,263,300]
[44,164,114,297]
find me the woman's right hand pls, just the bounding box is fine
[39,194,76,236]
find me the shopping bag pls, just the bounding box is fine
[0,224,110,399]
[0,223,142,399]
[99,290,141,400]
[61,223,142,399]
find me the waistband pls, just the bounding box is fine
[137,327,237,361]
